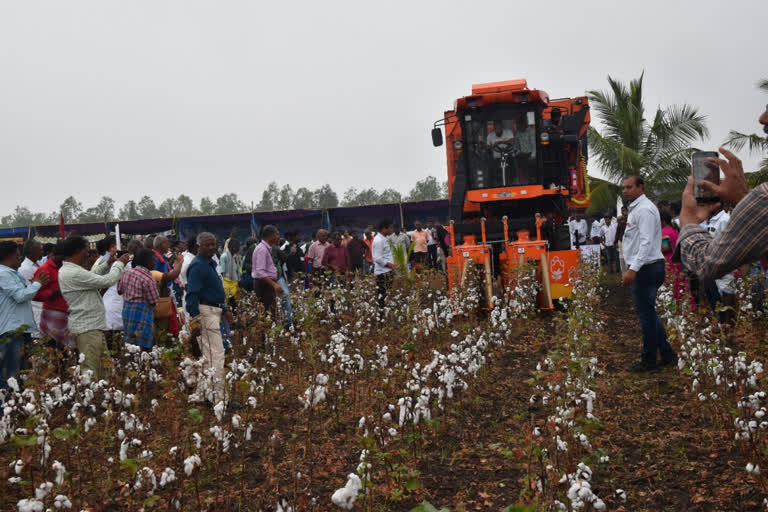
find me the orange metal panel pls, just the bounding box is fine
[472,79,528,95]
[465,185,569,203]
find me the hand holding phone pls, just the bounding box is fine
[692,151,720,203]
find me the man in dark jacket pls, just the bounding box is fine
[346,231,368,273]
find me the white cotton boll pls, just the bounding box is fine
[231,415,241,429]
[192,433,202,449]
[382,412,392,422]
[119,439,129,461]
[7,377,19,393]
[592,498,606,510]
[245,424,253,441]
[35,481,53,499]
[52,461,66,485]
[388,428,397,437]
[17,498,44,512]
[160,468,176,487]
[331,473,362,510]
[53,494,72,509]
[8,476,21,484]
[213,401,225,422]
[184,455,201,476]
[13,459,24,474]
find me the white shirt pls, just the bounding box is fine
[18,257,39,284]
[427,228,437,246]
[487,129,515,158]
[622,194,664,272]
[701,210,735,294]
[590,220,600,238]
[180,251,196,287]
[569,219,588,244]
[700,209,730,237]
[600,222,618,247]
[372,233,394,275]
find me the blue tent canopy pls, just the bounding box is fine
[1,201,449,242]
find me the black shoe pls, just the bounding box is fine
[660,353,679,368]
[628,361,659,373]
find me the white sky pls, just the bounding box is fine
[1,0,766,216]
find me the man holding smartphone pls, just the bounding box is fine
[679,104,768,281]
[621,176,678,373]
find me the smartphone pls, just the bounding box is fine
[692,151,720,203]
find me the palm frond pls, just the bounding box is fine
[587,127,643,181]
[586,179,621,215]
[723,131,768,154]
[746,157,768,187]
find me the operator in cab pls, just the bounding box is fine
[486,120,515,159]
[544,107,564,135]
[514,114,536,184]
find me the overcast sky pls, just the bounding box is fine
[1,0,766,217]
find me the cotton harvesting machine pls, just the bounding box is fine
[431,79,591,310]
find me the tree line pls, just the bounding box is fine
[1,176,448,228]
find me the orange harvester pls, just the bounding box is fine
[431,79,591,310]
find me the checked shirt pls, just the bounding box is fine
[117,266,160,305]
[680,183,768,281]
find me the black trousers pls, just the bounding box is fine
[254,279,276,315]
[376,272,393,308]
[428,244,438,269]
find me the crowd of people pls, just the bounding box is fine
[1,102,766,400]
[0,219,450,403]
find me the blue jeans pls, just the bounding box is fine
[277,277,293,326]
[0,332,25,391]
[630,260,675,364]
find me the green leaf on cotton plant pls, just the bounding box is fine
[10,434,38,447]
[405,476,421,491]
[502,506,536,512]
[188,408,203,423]
[120,458,139,474]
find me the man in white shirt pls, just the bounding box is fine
[589,217,601,244]
[426,221,438,269]
[180,237,198,288]
[486,120,515,159]
[621,176,677,372]
[372,219,396,308]
[569,215,588,247]
[599,215,619,274]
[19,240,43,336]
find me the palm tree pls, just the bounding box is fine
[723,78,768,187]
[587,73,709,201]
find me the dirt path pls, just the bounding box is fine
[406,277,762,511]
[589,279,760,511]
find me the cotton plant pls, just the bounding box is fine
[522,266,611,510]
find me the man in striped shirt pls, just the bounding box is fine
[680,105,768,281]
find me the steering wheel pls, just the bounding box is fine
[493,141,519,157]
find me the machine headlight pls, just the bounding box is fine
[540,132,550,143]
[453,140,463,150]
